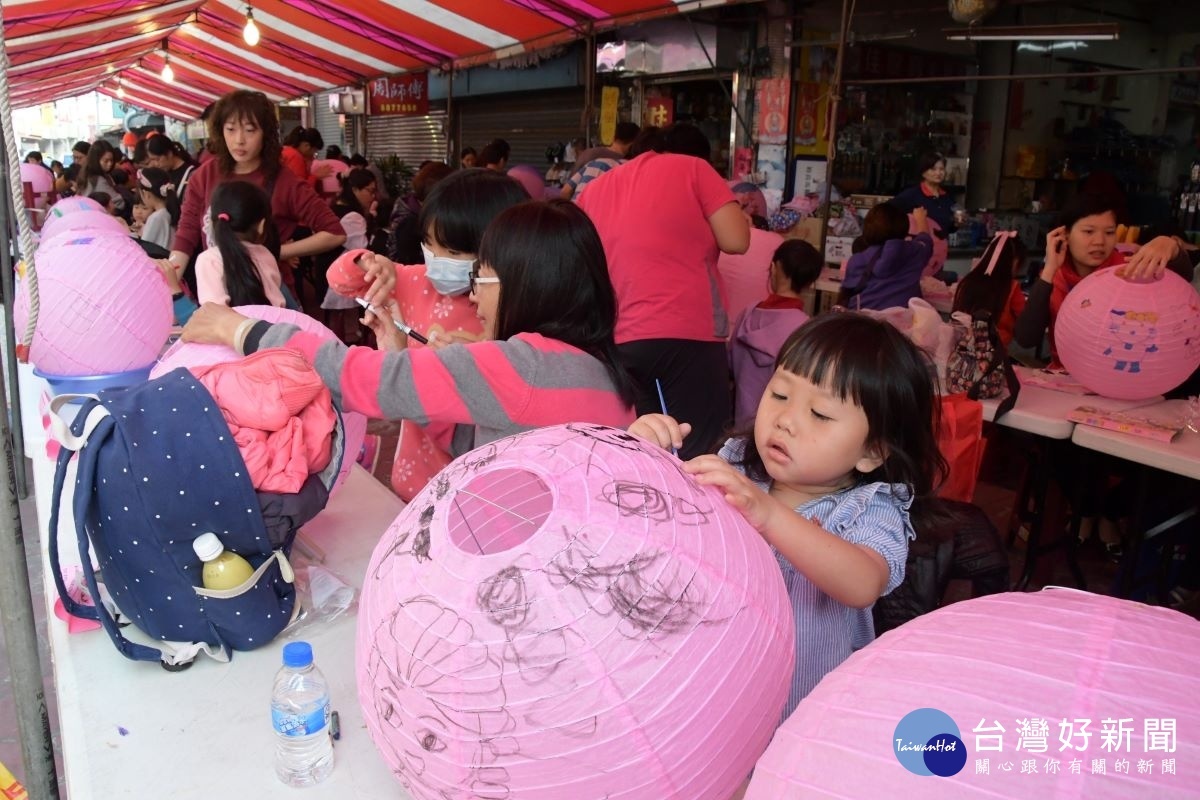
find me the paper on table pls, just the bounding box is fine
[1022,369,1095,395]
[1067,405,1185,442]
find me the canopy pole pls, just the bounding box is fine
[818,0,851,262]
[445,66,456,166]
[0,2,59,796]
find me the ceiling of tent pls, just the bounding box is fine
[3,0,732,120]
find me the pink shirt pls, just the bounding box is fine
[195,241,286,307]
[577,151,737,343]
[717,227,783,328]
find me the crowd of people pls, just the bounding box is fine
[41,85,1198,760]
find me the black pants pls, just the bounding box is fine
[617,338,731,460]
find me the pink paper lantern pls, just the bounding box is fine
[313,159,349,195]
[745,589,1200,800]
[39,197,128,245]
[506,164,549,200]
[153,305,366,493]
[20,234,171,375]
[357,424,795,800]
[1055,269,1200,399]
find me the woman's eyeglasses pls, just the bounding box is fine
[469,264,500,293]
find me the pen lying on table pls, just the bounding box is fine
[354,297,430,345]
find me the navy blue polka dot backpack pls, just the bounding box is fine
[46,367,344,669]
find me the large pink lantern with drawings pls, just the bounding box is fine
[357,424,795,800]
[153,306,366,493]
[745,589,1200,800]
[15,233,171,375]
[1055,269,1200,399]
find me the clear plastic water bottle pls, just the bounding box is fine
[271,641,334,787]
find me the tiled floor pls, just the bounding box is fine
[0,437,1177,790]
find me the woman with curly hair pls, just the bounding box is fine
[165,90,353,302]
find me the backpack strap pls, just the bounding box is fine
[48,400,111,621]
[46,400,175,663]
[965,310,1020,419]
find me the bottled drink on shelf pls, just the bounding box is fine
[271,641,334,787]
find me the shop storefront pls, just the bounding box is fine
[784,0,1200,258]
[594,16,752,177]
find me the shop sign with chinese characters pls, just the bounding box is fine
[369,73,429,116]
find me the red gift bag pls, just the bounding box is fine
[936,393,986,503]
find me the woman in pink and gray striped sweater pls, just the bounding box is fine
[182,200,638,455]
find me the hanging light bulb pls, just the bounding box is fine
[243,6,260,46]
[116,80,126,99]
[160,38,175,82]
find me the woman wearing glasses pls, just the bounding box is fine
[320,168,531,498]
[182,199,637,463]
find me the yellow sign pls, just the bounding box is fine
[599,86,619,145]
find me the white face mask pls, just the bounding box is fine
[422,243,474,296]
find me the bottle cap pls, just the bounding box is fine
[283,641,313,668]
[192,532,225,562]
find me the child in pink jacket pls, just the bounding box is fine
[729,240,823,428]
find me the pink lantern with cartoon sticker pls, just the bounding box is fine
[1055,269,1200,400]
[357,424,795,800]
[153,305,366,493]
[16,233,171,375]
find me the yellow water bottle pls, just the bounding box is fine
[192,532,255,590]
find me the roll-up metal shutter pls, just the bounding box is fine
[456,89,586,169]
[364,106,448,165]
[313,90,347,154]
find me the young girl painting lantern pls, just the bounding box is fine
[356,424,795,800]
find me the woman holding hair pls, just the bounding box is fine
[1014,193,1192,368]
[76,140,125,215]
[166,90,360,304]
[182,200,636,456]
[135,167,181,251]
[841,203,932,311]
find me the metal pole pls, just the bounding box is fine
[0,1,59,794]
[583,27,596,147]
[818,0,851,260]
[445,66,455,166]
[0,151,28,499]
[849,63,1200,87]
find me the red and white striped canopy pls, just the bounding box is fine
[4,0,730,120]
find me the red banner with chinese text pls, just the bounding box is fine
[369,73,429,116]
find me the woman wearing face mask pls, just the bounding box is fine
[322,167,530,499]
[325,168,530,347]
[181,200,636,466]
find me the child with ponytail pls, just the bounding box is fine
[136,168,182,251]
[195,180,285,307]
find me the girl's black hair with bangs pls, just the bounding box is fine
[419,168,530,255]
[734,312,947,502]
